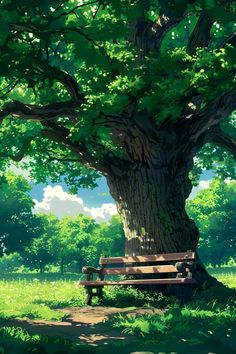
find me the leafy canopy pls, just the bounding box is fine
[0,0,235,188]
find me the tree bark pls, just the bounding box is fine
[60,257,64,275]
[107,166,197,255]
[107,163,218,287]
[77,257,83,273]
[39,262,44,274]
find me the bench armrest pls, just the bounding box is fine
[82,266,102,274]
[82,266,104,281]
[175,261,196,279]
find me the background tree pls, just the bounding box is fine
[0,0,235,284]
[0,172,41,256]
[187,179,236,268]
[21,213,124,273]
[94,215,125,260]
[23,214,59,273]
[56,214,97,273]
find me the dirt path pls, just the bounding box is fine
[1,307,162,347]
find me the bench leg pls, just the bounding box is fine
[86,287,93,306]
[97,286,103,300]
[180,285,194,307]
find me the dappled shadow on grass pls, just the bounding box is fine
[0,271,235,353]
[190,283,236,310]
[0,326,95,354]
[0,308,137,354]
[1,320,235,354]
[1,306,161,347]
[108,284,236,353]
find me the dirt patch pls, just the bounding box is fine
[1,307,163,346]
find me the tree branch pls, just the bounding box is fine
[35,62,85,105]
[186,88,236,145]
[206,126,236,160]
[0,99,126,176]
[0,78,23,99]
[187,12,214,55]
[49,1,98,22]
[11,23,112,90]
[131,13,188,56]
[221,31,236,48]
[41,122,124,176]
[152,13,188,53]
[0,100,78,122]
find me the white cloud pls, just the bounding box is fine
[188,180,211,199]
[198,180,211,189]
[33,185,117,223]
[84,204,118,223]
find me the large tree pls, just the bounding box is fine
[0,0,235,284]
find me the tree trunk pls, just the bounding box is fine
[39,262,44,274]
[60,257,64,275]
[107,164,218,287]
[77,257,83,273]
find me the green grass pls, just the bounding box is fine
[0,267,235,321]
[109,267,236,352]
[209,266,236,288]
[0,326,96,354]
[0,268,235,353]
[0,273,86,321]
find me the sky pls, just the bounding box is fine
[11,165,214,223]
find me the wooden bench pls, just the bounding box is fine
[80,251,197,305]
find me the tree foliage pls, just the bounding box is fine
[22,213,125,272]
[187,179,236,266]
[0,1,235,264]
[23,214,59,272]
[0,172,41,256]
[0,0,235,189]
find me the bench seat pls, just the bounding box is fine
[80,278,197,286]
[79,251,197,305]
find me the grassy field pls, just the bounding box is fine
[0,273,86,321]
[0,268,235,353]
[109,267,236,353]
[0,267,235,321]
[208,266,236,288]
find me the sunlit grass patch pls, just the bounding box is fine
[208,266,236,288]
[0,273,86,321]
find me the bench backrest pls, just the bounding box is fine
[99,252,195,276]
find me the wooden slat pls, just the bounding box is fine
[100,252,195,265]
[80,278,197,286]
[103,265,177,275]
